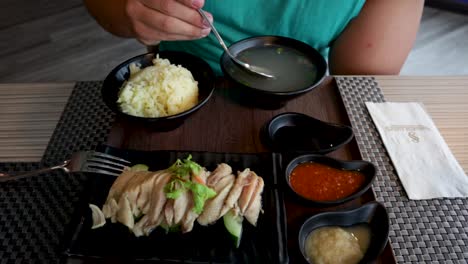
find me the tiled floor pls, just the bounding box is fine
[401,6,468,75]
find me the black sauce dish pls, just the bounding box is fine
[284,154,376,207]
[220,36,327,109]
[102,51,215,131]
[262,112,354,154]
[298,202,390,264]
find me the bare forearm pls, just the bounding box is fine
[84,0,134,38]
[329,0,424,75]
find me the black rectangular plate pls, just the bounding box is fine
[62,146,288,264]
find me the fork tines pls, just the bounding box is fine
[85,151,131,177]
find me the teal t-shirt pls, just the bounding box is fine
[160,0,365,75]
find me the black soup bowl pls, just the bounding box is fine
[285,154,376,206]
[220,36,327,109]
[102,51,215,131]
[298,202,390,264]
[262,112,354,154]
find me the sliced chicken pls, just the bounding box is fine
[138,171,165,214]
[164,199,175,227]
[173,181,191,225]
[119,171,152,196]
[147,172,171,225]
[198,174,235,226]
[147,212,164,232]
[206,163,232,187]
[181,169,211,232]
[125,186,142,217]
[244,177,264,226]
[199,169,210,182]
[103,169,142,218]
[126,171,159,217]
[181,198,197,233]
[100,160,265,236]
[116,194,134,230]
[220,169,251,216]
[111,170,152,217]
[102,198,118,220]
[103,170,152,221]
[238,171,259,214]
[133,215,149,237]
[105,169,137,200]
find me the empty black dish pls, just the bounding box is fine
[262,112,354,154]
[220,36,327,109]
[298,202,389,264]
[285,154,376,206]
[102,51,215,131]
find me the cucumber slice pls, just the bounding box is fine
[223,210,243,248]
[159,223,180,233]
[130,164,149,171]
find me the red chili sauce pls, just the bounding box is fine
[289,162,366,201]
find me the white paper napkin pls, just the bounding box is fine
[366,102,468,199]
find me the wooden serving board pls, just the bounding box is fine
[105,77,397,263]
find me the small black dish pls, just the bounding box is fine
[285,154,376,206]
[298,202,389,264]
[262,112,354,154]
[220,36,327,109]
[102,51,215,131]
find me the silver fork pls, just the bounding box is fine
[0,151,131,182]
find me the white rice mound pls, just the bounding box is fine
[117,56,199,118]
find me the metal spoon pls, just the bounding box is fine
[198,9,275,79]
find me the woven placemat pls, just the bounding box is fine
[0,81,114,264]
[335,77,468,263]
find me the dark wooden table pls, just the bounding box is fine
[106,77,395,263]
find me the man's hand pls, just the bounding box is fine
[84,0,213,45]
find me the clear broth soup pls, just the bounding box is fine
[228,45,317,92]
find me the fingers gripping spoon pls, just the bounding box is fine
[198,9,275,79]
